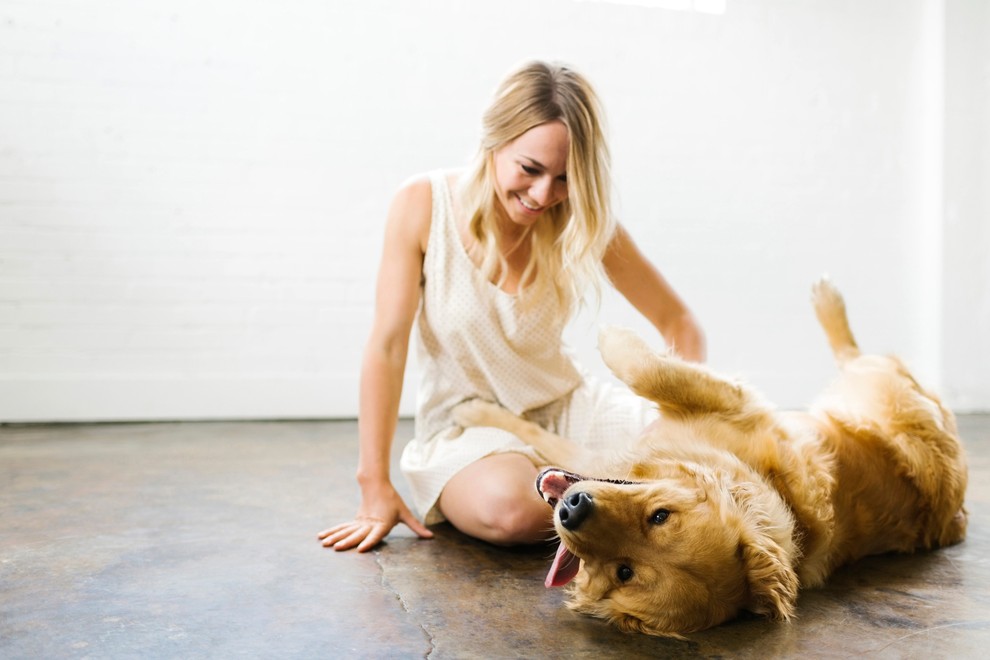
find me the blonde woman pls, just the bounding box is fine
[319,61,705,552]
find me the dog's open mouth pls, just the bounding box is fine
[536,468,583,508]
[536,467,635,588]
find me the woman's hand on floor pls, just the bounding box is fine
[317,482,433,552]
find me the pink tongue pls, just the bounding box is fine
[545,541,580,588]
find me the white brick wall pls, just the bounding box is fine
[1,0,987,421]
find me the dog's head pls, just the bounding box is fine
[537,465,799,636]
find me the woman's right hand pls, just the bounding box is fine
[317,481,434,552]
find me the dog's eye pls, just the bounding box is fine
[617,564,634,582]
[650,509,670,525]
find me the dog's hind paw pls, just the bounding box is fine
[810,276,860,364]
[811,275,843,313]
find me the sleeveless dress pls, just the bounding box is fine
[399,171,657,524]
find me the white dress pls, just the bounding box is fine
[400,171,657,524]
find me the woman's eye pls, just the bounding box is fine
[650,509,670,525]
[521,165,539,175]
[617,565,634,582]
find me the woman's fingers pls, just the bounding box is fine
[332,525,373,551]
[318,519,391,551]
[317,522,352,541]
[401,512,434,540]
[356,522,391,552]
[319,508,433,552]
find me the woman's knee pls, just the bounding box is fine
[439,454,552,546]
[469,491,550,546]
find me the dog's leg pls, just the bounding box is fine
[599,326,758,419]
[451,399,595,472]
[811,277,861,366]
[810,277,968,550]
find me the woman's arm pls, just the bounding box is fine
[603,224,707,363]
[319,177,434,551]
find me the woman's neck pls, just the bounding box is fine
[497,221,531,261]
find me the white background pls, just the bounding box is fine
[1,0,987,422]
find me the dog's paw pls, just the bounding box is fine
[451,398,506,429]
[811,275,844,315]
[811,275,862,365]
[598,325,656,384]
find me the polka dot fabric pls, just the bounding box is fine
[399,171,657,524]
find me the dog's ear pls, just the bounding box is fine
[570,595,688,639]
[731,482,799,620]
[612,612,687,639]
[738,534,798,620]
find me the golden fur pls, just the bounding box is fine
[452,278,968,636]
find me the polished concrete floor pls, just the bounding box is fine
[1,415,989,659]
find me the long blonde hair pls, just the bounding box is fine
[459,61,615,318]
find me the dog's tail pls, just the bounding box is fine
[811,276,861,367]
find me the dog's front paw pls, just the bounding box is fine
[598,325,656,385]
[451,398,507,429]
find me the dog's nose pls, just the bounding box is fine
[558,491,593,530]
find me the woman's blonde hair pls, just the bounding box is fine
[459,60,615,318]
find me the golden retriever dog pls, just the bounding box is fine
[452,278,968,637]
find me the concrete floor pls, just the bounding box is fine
[1,415,989,659]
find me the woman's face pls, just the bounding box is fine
[492,120,570,230]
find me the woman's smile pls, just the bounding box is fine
[493,120,570,227]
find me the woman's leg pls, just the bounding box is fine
[438,452,553,546]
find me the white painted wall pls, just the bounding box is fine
[942,0,990,411]
[0,0,986,422]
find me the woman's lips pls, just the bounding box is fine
[516,194,543,214]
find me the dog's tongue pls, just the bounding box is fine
[545,541,580,588]
[536,468,584,588]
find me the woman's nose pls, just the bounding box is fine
[530,176,556,206]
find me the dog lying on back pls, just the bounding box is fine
[453,278,968,636]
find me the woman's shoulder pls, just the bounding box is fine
[392,168,465,219]
[392,170,458,205]
[393,172,432,199]
[386,171,454,252]
[379,177,426,255]
[396,168,463,187]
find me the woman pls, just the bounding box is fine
[319,61,705,552]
